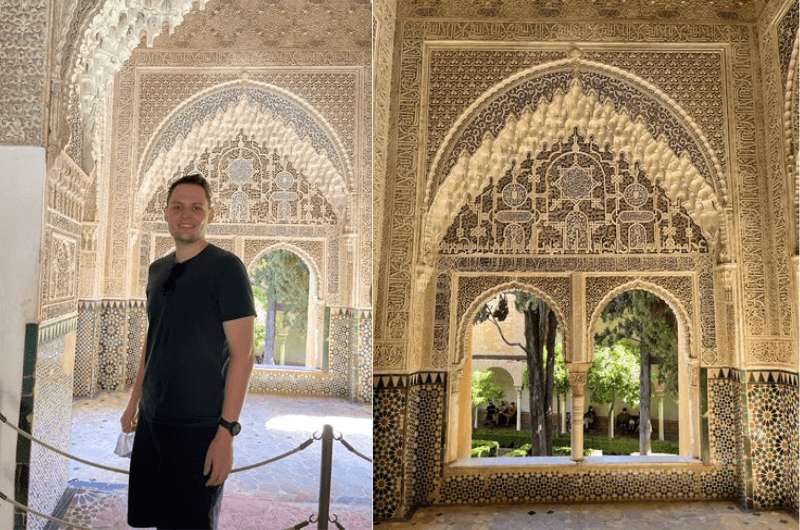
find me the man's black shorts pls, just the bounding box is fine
[128,415,224,529]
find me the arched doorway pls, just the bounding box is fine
[251,249,311,367]
[589,288,684,455]
[589,284,699,458]
[249,247,326,369]
[447,284,569,463]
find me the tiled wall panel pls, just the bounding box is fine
[22,318,76,530]
[745,371,799,512]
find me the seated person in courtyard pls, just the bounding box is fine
[618,407,630,433]
[497,401,509,426]
[484,401,498,426]
[584,406,596,431]
[499,402,517,427]
[628,415,639,434]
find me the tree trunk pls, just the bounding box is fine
[524,308,547,456]
[264,298,278,364]
[639,349,652,455]
[608,401,615,439]
[543,306,557,455]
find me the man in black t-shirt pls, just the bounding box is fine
[120,174,256,529]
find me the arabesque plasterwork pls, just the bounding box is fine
[373,7,798,520]
[372,0,398,277]
[754,0,799,367]
[375,18,796,373]
[5,2,374,528]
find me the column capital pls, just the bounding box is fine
[567,361,591,396]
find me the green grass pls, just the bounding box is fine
[472,427,679,455]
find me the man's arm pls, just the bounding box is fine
[220,315,256,423]
[120,340,147,433]
[204,315,255,486]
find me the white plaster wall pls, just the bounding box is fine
[0,146,46,528]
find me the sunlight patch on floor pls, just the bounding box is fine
[265,414,372,436]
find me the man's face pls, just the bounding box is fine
[164,184,214,244]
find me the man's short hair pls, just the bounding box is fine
[166,174,212,205]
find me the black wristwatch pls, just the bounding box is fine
[219,417,241,436]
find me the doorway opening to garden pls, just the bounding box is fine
[586,288,681,456]
[250,247,321,369]
[468,289,571,459]
[589,286,698,458]
[464,283,699,462]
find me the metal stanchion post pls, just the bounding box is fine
[317,424,333,530]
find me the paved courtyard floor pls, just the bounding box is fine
[376,501,798,529]
[50,391,372,530]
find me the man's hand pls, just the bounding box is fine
[120,401,138,433]
[203,428,234,486]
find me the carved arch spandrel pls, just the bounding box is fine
[421,58,730,265]
[134,80,353,224]
[452,277,571,368]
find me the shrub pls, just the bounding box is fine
[472,428,679,455]
[507,443,531,457]
[470,439,500,457]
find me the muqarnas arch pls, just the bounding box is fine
[390,57,741,515]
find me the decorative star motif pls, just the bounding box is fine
[225,157,255,185]
[555,161,598,200]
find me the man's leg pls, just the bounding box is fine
[128,416,163,528]
[157,423,225,530]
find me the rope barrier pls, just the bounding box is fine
[231,438,315,473]
[0,490,90,530]
[2,411,363,530]
[329,513,345,529]
[0,411,315,475]
[285,514,317,529]
[0,412,129,474]
[334,433,372,463]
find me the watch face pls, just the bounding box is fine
[231,422,241,436]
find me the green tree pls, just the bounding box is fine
[471,370,505,408]
[596,290,678,454]
[476,291,560,455]
[251,249,309,364]
[587,343,640,439]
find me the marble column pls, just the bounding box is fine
[568,362,591,461]
[515,385,522,431]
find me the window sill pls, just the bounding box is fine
[253,365,325,374]
[445,454,707,475]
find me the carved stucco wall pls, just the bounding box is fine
[756,0,799,365]
[372,5,798,522]
[68,0,373,404]
[372,0,398,275]
[8,0,372,526]
[374,20,794,373]
[70,0,372,398]
[0,0,50,146]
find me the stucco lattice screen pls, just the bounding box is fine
[143,131,338,226]
[441,130,708,256]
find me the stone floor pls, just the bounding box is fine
[46,391,372,530]
[376,501,798,529]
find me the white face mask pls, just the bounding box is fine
[114,431,135,458]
